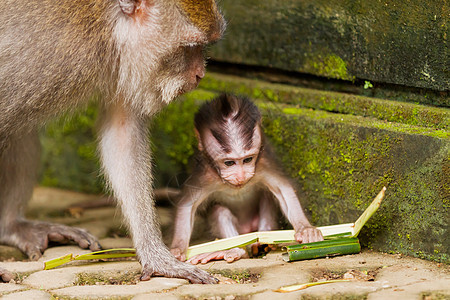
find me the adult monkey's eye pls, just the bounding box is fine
[243,157,253,164]
[224,161,235,167]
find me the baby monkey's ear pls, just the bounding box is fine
[195,128,204,151]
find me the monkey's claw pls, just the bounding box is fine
[140,258,218,284]
[2,220,101,260]
[0,268,13,283]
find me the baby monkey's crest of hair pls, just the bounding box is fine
[194,94,261,152]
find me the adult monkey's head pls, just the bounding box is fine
[115,0,226,115]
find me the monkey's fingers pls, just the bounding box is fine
[141,259,218,284]
[47,232,70,244]
[25,243,46,261]
[223,248,247,263]
[0,268,14,283]
[312,228,324,242]
[48,227,102,251]
[295,227,324,244]
[170,248,186,262]
[187,252,223,265]
[7,220,101,260]
[13,226,49,260]
[188,248,247,265]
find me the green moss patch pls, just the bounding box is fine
[211,269,260,284]
[304,54,355,81]
[199,73,449,130]
[76,271,140,286]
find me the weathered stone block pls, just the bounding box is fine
[260,103,448,262]
[210,0,449,92]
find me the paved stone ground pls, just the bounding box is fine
[1,187,449,299]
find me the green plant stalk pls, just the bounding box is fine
[44,248,136,270]
[44,253,74,270]
[285,237,359,251]
[282,238,361,262]
[351,186,386,237]
[185,224,354,259]
[186,187,385,259]
[44,187,385,269]
[74,248,136,260]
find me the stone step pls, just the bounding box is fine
[39,72,449,262]
[199,72,449,130]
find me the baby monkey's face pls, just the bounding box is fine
[217,151,259,187]
[202,126,262,187]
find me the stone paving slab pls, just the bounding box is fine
[133,294,180,300]
[368,279,450,300]
[0,283,27,295]
[23,260,142,290]
[2,289,52,300]
[52,278,188,299]
[1,187,449,299]
[1,242,449,300]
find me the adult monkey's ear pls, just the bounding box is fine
[119,0,144,16]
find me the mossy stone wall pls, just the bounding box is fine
[211,0,449,94]
[261,106,448,262]
[40,73,449,262]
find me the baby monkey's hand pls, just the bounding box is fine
[295,226,324,244]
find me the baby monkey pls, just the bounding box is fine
[170,94,323,264]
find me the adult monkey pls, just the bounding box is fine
[0,0,225,284]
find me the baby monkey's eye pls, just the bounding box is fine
[243,157,253,164]
[224,160,236,167]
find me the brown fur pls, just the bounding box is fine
[0,0,225,284]
[178,0,224,40]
